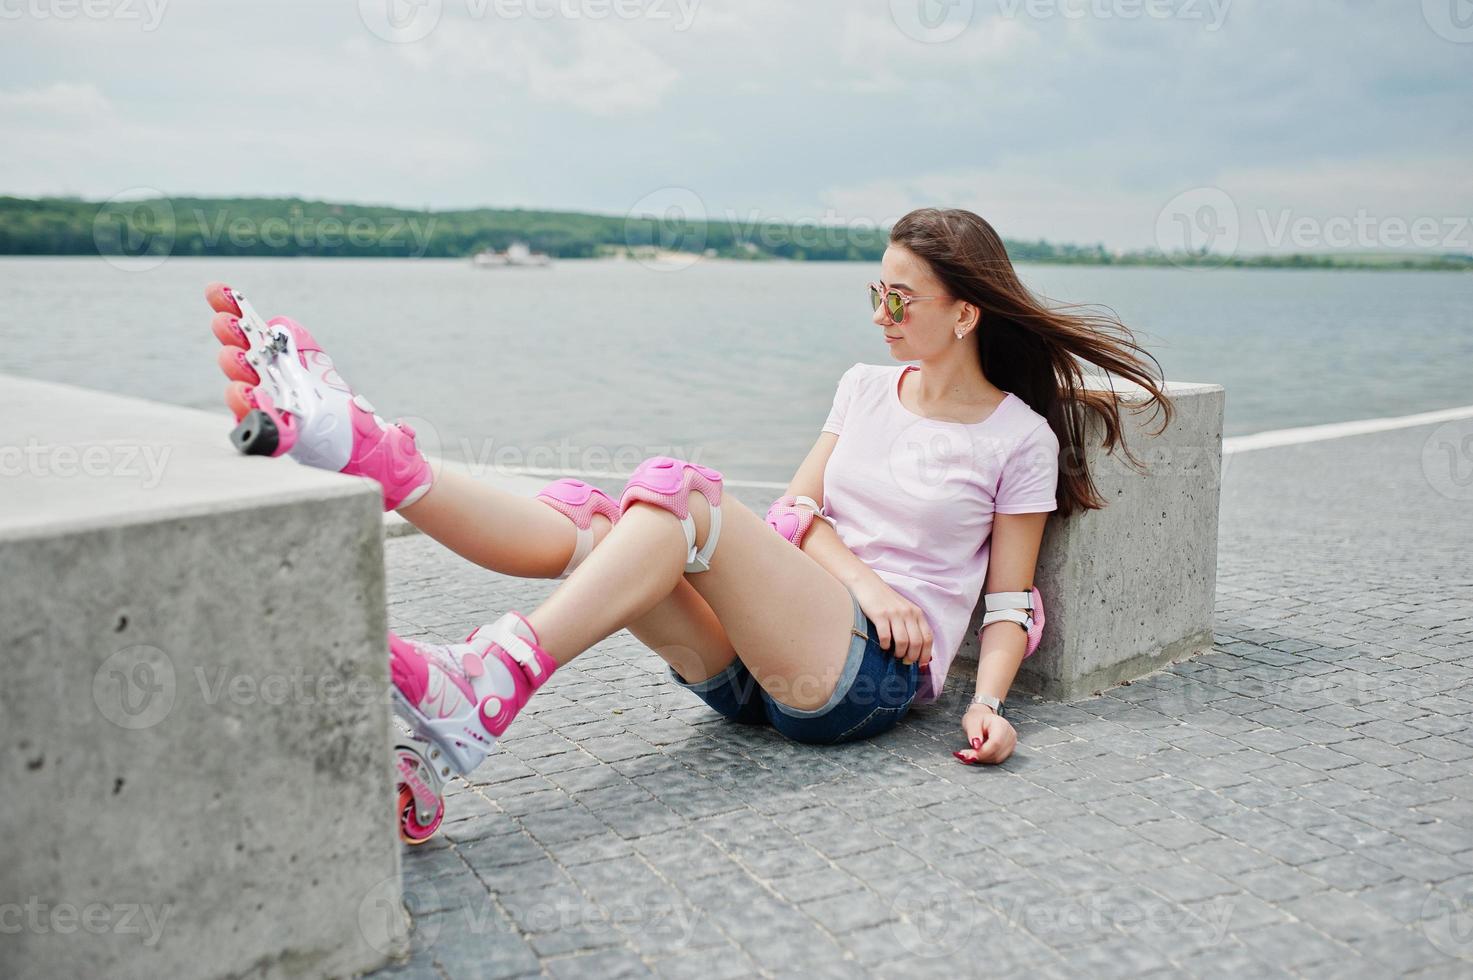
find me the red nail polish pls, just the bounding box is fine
[971,738,982,750]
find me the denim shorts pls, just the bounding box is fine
[666,589,920,745]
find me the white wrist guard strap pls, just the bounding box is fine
[792,495,837,528]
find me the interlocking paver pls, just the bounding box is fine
[369,422,1473,976]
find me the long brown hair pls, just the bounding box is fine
[890,207,1174,518]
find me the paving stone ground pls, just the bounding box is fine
[368,421,1473,979]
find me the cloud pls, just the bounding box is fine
[821,154,1473,253]
[0,0,1467,249]
[389,17,680,116]
[0,81,111,116]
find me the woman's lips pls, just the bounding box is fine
[884,334,900,344]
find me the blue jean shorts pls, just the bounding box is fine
[666,589,920,745]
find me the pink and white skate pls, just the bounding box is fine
[388,612,559,843]
[206,283,434,511]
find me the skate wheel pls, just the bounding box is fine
[224,381,255,422]
[230,409,281,457]
[205,282,243,317]
[397,786,442,845]
[217,345,260,385]
[211,311,248,349]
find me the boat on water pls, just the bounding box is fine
[471,241,552,268]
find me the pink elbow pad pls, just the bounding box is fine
[980,585,1046,658]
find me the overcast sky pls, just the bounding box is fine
[2,0,1470,252]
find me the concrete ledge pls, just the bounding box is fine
[957,380,1225,701]
[1,377,405,980]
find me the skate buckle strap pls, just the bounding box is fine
[503,633,545,679]
[480,614,547,680]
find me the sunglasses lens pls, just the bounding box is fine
[887,292,905,323]
[869,285,882,313]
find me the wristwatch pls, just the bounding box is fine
[970,693,1005,717]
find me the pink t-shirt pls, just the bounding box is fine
[820,362,1060,703]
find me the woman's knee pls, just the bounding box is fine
[534,478,620,578]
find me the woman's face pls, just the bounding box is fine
[873,244,965,361]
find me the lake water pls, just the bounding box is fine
[2,257,1469,485]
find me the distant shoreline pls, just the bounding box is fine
[3,195,1469,273]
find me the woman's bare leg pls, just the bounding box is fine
[400,468,741,683]
[399,469,589,579]
[528,493,857,712]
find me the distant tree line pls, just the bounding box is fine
[1,196,1468,271]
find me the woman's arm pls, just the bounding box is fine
[783,432,933,666]
[957,510,1049,765]
[784,433,874,590]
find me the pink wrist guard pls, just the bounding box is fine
[765,494,827,547]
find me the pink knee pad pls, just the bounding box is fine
[765,494,833,547]
[619,456,724,573]
[536,478,621,579]
[980,586,1046,658]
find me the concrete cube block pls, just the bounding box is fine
[0,376,405,980]
[957,380,1225,701]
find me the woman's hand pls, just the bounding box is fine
[851,576,933,668]
[954,703,1016,765]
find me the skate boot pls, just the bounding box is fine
[389,612,559,843]
[205,282,434,511]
